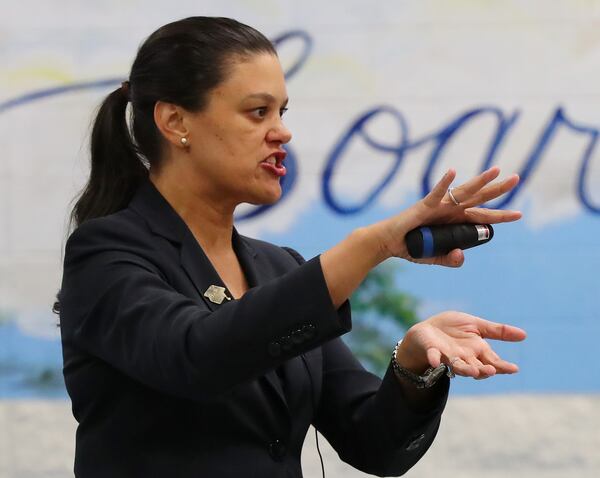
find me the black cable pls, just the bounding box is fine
[301,355,325,478]
[282,247,326,478]
[315,428,325,478]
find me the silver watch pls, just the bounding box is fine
[391,340,452,388]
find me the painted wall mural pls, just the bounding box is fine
[1,0,599,398]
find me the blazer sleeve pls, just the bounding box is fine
[59,218,351,402]
[283,246,449,477]
[315,338,449,476]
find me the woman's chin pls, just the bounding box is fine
[261,184,283,204]
[245,187,282,207]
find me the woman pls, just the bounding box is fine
[58,16,526,478]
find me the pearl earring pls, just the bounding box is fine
[180,137,188,146]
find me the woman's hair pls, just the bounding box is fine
[70,16,277,229]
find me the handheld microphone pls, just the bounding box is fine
[405,223,494,259]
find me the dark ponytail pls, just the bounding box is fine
[68,16,276,229]
[71,86,148,229]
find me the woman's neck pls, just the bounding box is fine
[149,170,236,255]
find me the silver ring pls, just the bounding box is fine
[446,357,461,378]
[447,187,461,206]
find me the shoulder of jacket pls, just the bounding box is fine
[239,235,306,266]
[65,210,155,260]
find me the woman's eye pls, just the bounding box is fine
[251,107,268,119]
[249,106,288,120]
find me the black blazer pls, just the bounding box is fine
[59,179,449,478]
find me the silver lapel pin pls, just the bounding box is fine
[203,285,232,305]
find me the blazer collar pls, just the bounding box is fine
[129,179,191,245]
[128,179,259,309]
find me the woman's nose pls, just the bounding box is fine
[267,121,292,144]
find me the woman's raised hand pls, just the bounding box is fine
[374,167,522,267]
[395,311,527,378]
[320,167,522,308]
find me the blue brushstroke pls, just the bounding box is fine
[271,30,313,79]
[322,104,600,217]
[0,30,312,114]
[0,78,124,114]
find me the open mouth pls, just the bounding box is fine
[260,151,287,177]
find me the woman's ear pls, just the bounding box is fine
[154,101,190,149]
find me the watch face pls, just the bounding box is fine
[423,365,449,387]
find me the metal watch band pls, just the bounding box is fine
[391,340,450,389]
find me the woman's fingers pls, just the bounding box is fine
[430,167,518,212]
[463,207,522,224]
[467,356,496,379]
[448,356,517,378]
[476,319,527,342]
[480,348,520,374]
[426,347,442,368]
[417,169,522,234]
[410,316,525,382]
[416,313,525,381]
[412,248,464,268]
[458,173,520,208]
[450,166,501,202]
[447,348,519,377]
[447,357,479,377]
[438,249,465,268]
[422,168,456,207]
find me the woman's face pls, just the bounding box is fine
[184,52,292,207]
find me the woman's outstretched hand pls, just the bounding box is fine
[320,167,522,308]
[374,166,522,267]
[395,311,527,379]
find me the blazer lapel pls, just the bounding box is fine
[130,180,290,413]
[180,231,230,312]
[129,179,228,311]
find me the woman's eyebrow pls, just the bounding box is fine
[244,93,289,106]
